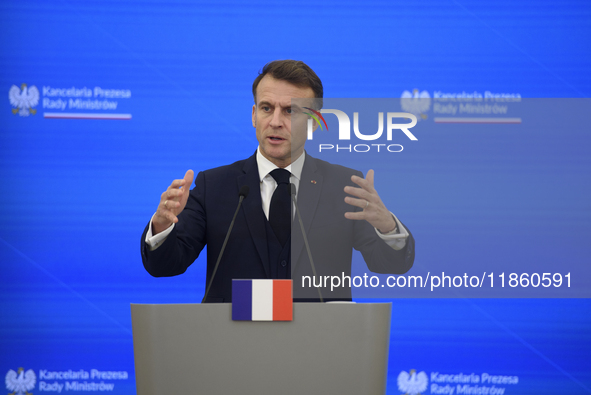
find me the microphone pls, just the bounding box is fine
[290,183,324,302]
[201,185,249,303]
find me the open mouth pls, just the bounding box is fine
[269,136,285,141]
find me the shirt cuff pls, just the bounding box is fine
[375,213,408,251]
[145,214,175,251]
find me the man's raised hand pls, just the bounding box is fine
[343,169,397,234]
[152,170,194,235]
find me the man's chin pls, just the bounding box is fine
[261,148,291,165]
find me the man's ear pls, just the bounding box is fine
[305,116,319,135]
[311,118,319,133]
[252,104,256,127]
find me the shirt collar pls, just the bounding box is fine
[256,147,305,182]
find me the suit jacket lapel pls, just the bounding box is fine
[292,154,323,273]
[237,153,271,278]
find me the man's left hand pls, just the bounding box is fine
[344,169,397,234]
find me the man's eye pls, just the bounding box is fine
[286,108,292,114]
[262,106,270,112]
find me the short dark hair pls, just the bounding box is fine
[252,60,323,102]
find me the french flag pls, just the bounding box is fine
[232,279,293,321]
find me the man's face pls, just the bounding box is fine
[252,75,315,168]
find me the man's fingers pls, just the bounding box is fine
[350,169,376,191]
[182,170,195,194]
[153,170,194,234]
[365,169,375,186]
[345,169,395,231]
[344,210,366,220]
[168,170,194,191]
[344,185,371,201]
[165,213,179,225]
[350,175,369,189]
[170,178,186,189]
[166,188,184,200]
[160,191,181,213]
[345,196,370,209]
[157,208,178,222]
[163,169,194,205]
[161,199,181,209]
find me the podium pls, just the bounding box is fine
[131,302,391,394]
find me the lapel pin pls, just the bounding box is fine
[311,180,317,184]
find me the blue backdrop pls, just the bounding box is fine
[2,1,590,394]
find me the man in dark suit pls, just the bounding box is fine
[142,60,414,301]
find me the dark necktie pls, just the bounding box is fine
[269,168,291,246]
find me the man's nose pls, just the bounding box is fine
[269,108,284,128]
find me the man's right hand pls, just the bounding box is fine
[152,169,194,235]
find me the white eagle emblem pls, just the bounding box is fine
[401,89,431,120]
[397,369,428,395]
[9,84,40,116]
[5,367,36,395]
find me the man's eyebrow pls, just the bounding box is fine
[258,100,293,109]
